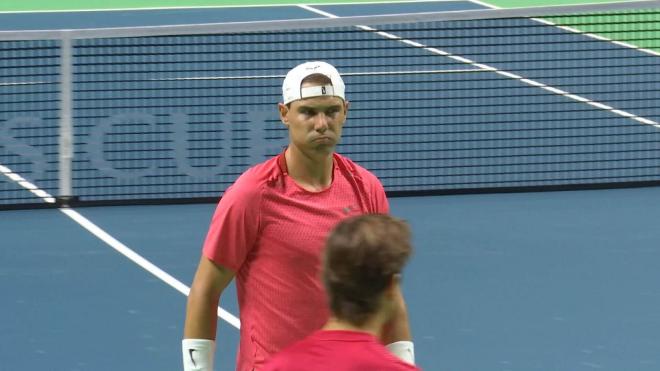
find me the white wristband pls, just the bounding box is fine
[386,340,415,365]
[182,339,216,371]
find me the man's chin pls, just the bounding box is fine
[311,143,337,154]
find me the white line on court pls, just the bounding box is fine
[147,68,487,81]
[0,164,56,203]
[465,0,501,8]
[299,4,660,129]
[0,162,240,329]
[59,208,241,329]
[532,17,660,57]
[0,0,479,14]
[471,0,660,57]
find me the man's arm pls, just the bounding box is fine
[183,256,236,370]
[381,285,415,365]
[381,284,411,343]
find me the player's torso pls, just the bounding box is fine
[258,175,364,265]
[235,169,369,369]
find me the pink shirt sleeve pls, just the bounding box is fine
[202,178,262,272]
[360,168,389,214]
[372,177,389,214]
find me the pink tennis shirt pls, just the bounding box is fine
[262,330,422,371]
[202,152,389,371]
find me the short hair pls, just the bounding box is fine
[322,214,412,326]
[301,73,332,86]
[285,74,334,108]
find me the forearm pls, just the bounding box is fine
[182,282,222,371]
[182,257,235,370]
[381,297,412,344]
[184,287,221,340]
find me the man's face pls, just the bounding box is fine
[279,91,349,156]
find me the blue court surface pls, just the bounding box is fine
[2,1,660,370]
[0,1,487,31]
[2,187,660,370]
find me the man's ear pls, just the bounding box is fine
[278,103,290,127]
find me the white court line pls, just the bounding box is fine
[532,17,660,57]
[470,0,659,10]
[60,208,241,329]
[342,68,487,75]
[0,0,485,14]
[0,164,56,203]
[0,162,240,329]
[147,68,486,81]
[471,0,660,57]
[466,0,501,8]
[299,4,660,129]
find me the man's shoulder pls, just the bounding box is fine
[261,335,314,371]
[224,156,282,198]
[333,153,381,184]
[235,156,282,185]
[262,331,422,371]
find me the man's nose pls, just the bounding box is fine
[314,113,329,132]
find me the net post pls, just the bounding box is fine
[58,33,77,207]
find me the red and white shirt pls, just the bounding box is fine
[262,330,422,371]
[202,152,389,370]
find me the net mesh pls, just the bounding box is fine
[1,40,60,205]
[1,6,659,207]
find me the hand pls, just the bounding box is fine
[380,285,412,344]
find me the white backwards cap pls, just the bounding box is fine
[282,61,345,104]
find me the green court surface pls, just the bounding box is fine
[546,10,660,53]
[0,0,644,12]
[485,0,649,7]
[2,0,657,54]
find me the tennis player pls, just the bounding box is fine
[182,61,415,371]
[262,214,420,371]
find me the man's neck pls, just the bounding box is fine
[284,146,334,192]
[322,316,383,339]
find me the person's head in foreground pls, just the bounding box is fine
[279,61,349,158]
[323,213,412,332]
[262,214,420,371]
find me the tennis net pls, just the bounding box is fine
[1,1,659,208]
